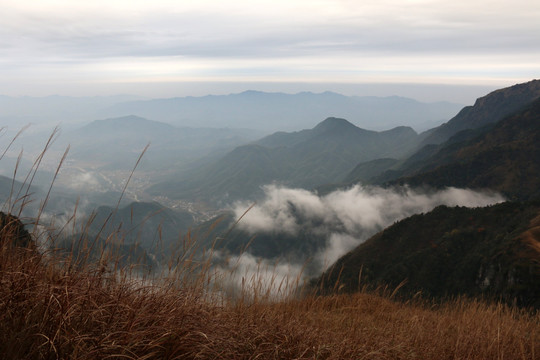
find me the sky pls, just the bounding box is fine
[1,0,539,103]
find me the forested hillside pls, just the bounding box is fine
[319,201,540,307]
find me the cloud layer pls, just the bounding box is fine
[233,185,504,269]
[2,0,539,96]
[234,185,503,236]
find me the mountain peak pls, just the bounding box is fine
[102,114,148,123]
[420,79,540,146]
[474,79,540,107]
[88,115,174,128]
[313,117,358,134]
[79,115,177,137]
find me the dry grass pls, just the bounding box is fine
[523,213,540,264]
[0,239,538,360]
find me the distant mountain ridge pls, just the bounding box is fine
[102,91,463,132]
[61,115,263,172]
[147,118,421,204]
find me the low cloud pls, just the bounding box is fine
[233,184,504,271]
[66,171,102,191]
[317,233,359,271]
[213,251,305,301]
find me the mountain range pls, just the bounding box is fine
[147,118,421,204]
[312,80,540,306]
[144,80,540,205]
[101,91,462,132]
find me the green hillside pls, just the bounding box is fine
[318,201,540,308]
[391,97,540,200]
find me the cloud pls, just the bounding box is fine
[68,171,101,190]
[316,233,359,271]
[5,2,539,60]
[234,184,503,235]
[233,184,505,271]
[213,251,305,301]
[1,0,539,94]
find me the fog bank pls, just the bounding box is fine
[233,185,505,271]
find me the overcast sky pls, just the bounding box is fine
[1,0,539,103]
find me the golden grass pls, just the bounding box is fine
[0,240,538,360]
[522,213,540,263]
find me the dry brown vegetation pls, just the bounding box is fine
[1,233,538,360]
[523,213,540,261]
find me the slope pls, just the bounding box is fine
[318,201,540,308]
[391,97,540,200]
[419,79,540,146]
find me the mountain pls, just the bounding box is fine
[101,91,463,132]
[387,97,540,201]
[418,79,540,146]
[342,158,400,185]
[74,201,195,255]
[67,115,177,162]
[147,118,421,204]
[317,201,540,308]
[61,115,262,172]
[75,115,177,139]
[0,95,145,129]
[339,81,540,198]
